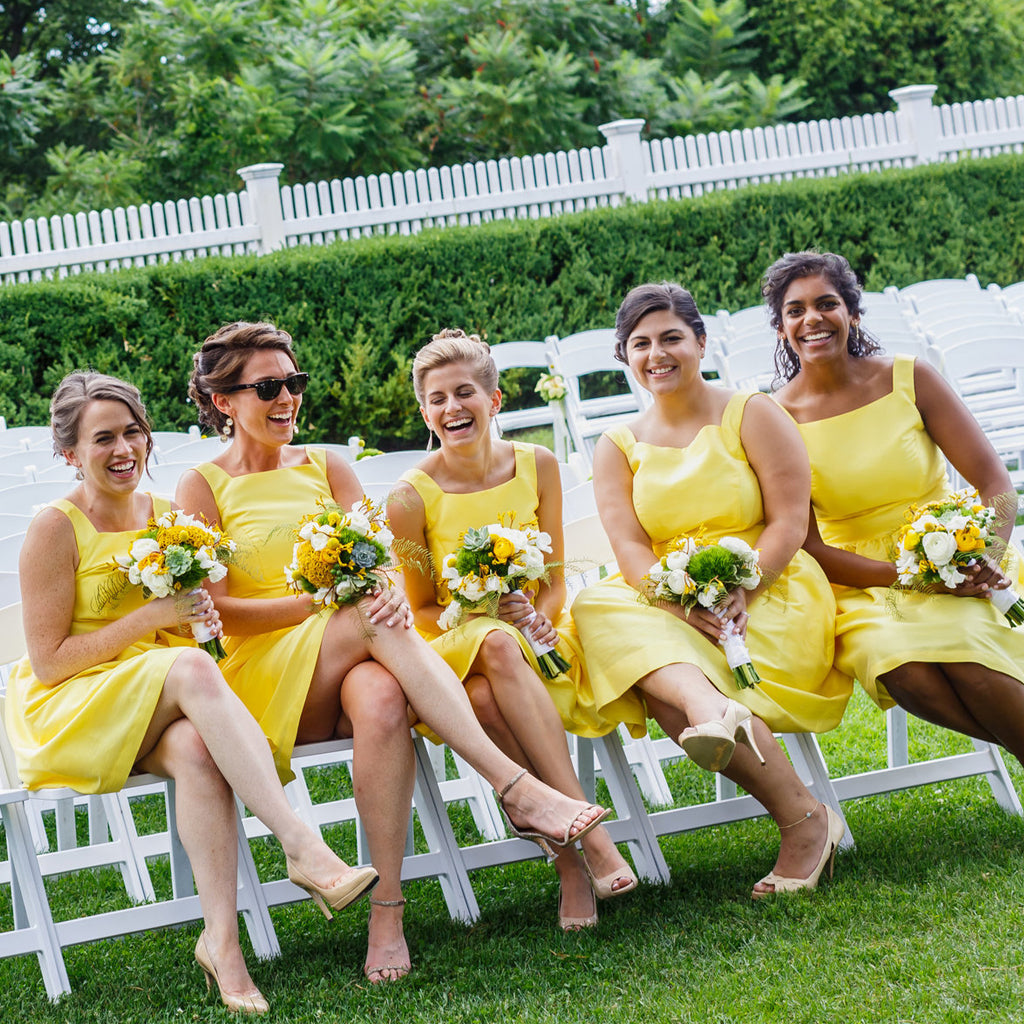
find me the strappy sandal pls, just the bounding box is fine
[363,898,411,984]
[581,849,638,900]
[498,768,611,858]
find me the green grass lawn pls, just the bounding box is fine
[3,689,1024,1024]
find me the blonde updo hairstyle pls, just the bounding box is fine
[50,371,154,465]
[188,321,298,438]
[411,328,499,406]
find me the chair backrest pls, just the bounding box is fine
[0,533,26,573]
[351,450,425,486]
[0,600,26,656]
[900,274,982,306]
[0,449,60,479]
[712,343,776,392]
[0,481,73,516]
[489,340,551,371]
[562,513,616,598]
[0,426,53,451]
[150,435,225,466]
[548,328,617,354]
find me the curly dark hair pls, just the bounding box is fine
[612,282,707,364]
[761,251,882,387]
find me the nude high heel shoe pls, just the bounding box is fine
[679,699,766,772]
[286,859,379,920]
[194,932,269,1015]
[751,804,845,899]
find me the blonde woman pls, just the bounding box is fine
[388,329,647,931]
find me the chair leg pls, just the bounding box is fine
[2,797,71,1001]
[232,800,281,961]
[591,733,672,885]
[410,737,480,924]
[972,738,1023,816]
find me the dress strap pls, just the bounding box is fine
[604,423,636,459]
[305,446,328,475]
[891,353,916,401]
[510,441,538,492]
[719,391,759,459]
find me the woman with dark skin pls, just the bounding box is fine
[570,284,853,898]
[766,251,1024,758]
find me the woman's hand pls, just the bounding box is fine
[940,558,1012,598]
[669,588,749,643]
[364,583,414,629]
[497,591,559,646]
[170,588,224,637]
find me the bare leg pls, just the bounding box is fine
[300,607,607,844]
[880,663,999,743]
[136,718,262,1001]
[134,650,366,901]
[646,693,829,894]
[471,633,635,899]
[944,664,1024,762]
[338,662,415,983]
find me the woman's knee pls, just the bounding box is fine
[477,630,526,678]
[164,647,227,702]
[155,718,221,779]
[464,673,505,731]
[343,662,410,731]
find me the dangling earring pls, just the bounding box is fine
[220,416,233,443]
[74,466,84,481]
[851,322,862,346]
[425,429,434,452]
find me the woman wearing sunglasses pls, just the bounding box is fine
[178,321,611,985]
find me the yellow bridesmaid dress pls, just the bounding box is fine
[796,354,1024,708]
[194,447,337,781]
[400,441,647,739]
[571,392,852,733]
[5,496,193,793]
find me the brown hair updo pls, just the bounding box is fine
[188,321,298,437]
[50,371,154,463]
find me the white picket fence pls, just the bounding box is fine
[3,84,1024,285]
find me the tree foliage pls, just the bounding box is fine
[1,0,1022,219]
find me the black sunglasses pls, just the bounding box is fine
[222,372,309,401]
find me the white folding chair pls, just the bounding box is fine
[0,481,76,516]
[0,532,26,572]
[491,340,570,458]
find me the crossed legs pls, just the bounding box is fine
[134,648,360,1003]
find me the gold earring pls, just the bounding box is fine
[220,416,233,443]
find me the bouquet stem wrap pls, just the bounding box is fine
[511,589,572,679]
[986,582,1024,626]
[716,612,760,689]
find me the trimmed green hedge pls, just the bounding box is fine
[2,154,1023,448]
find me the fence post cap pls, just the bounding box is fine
[598,119,646,139]
[237,163,285,181]
[888,84,937,103]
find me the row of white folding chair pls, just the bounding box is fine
[0,424,52,451]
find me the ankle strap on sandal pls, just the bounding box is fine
[369,897,407,907]
[498,767,528,799]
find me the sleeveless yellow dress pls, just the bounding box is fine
[571,392,852,733]
[5,495,193,793]
[400,441,646,739]
[796,354,1024,708]
[193,448,336,782]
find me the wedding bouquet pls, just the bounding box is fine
[647,535,762,688]
[895,488,1024,625]
[284,498,394,609]
[437,519,571,679]
[534,373,567,403]
[114,509,235,660]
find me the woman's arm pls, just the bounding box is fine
[739,394,814,597]
[915,359,1016,541]
[495,446,566,646]
[21,509,181,686]
[386,479,448,632]
[175,466,314,636]
[802,506,898,588]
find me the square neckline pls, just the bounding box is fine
[788,357,903,428]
